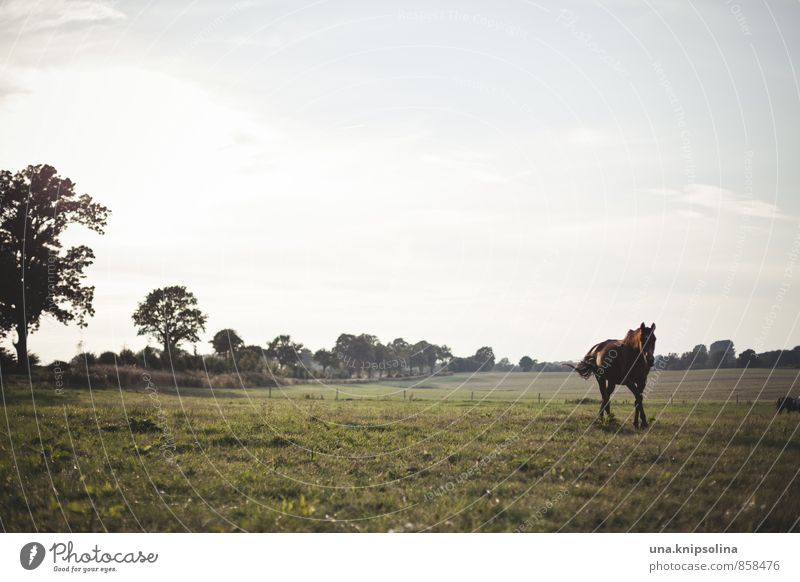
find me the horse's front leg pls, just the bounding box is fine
[635,381,648,428]
[625,383,641,427]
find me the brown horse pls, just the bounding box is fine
[565,322,657,428]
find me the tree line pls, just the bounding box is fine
[1,164,798,379]
[655,339,800,371]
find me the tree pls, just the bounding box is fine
[313,348,337,376]
[708,340,736,368]
[436,344,453,372]
[494,357,514,371]
[373,342,390,379]
[352,333,378,377]
[334,333,377,378]
[210,328,244,359]
[689,344,708,369]
[0,346,16,371]
[519,355,534,372]
[737,348,759,368]
[333,333,357,377]
[0,164,110,370]
[118,347,137,367]
[474,346,495,371]
[389,338,411,375]
[98,351,118,365]
[266,334,304,374]
[411,340,431,374]
[131,286,207,361]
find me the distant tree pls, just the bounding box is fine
[136,346,162,369]
[266,334,304,374]
[373,342,390,379]
[494,357,514,371]
[708,340,736,368]
[333,333,357,377]
[352,334,378,377]
[333,333,378,378]
[314,348,337,376]
[294,348,314,379]
[436,344,453,372]
[97,351,117,365]
[71,351,97,369]
[519,355,534,372]
[388,338,412,376]
[132,286,207,360]
[680,344,708,369]
[474,346,495,371]
[411,340,431,374]
[118,347,137,367]
[0,164,110,370]
[737,348,759,368]
[237,345,268,373]
[210,328,244,359]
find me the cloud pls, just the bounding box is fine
[645,183,790,221]
[0,0,125,32]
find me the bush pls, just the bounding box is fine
[71,352,97,368]
[98,351,118,365]
[136,346,162,369]
[0,346,15,371]
[118,348,138,367]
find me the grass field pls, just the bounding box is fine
[2,370,799,532]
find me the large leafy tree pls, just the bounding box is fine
[266,334,304,372]
[333,333,377,378]
[474,346,496,371]
[519,355,535,372]
[210,328,244,359]
[132,286,207,359]
[0,164,110,369]
[313,348,337,376]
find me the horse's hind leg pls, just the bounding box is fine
[606,383,616,418]
[597,377,609,419]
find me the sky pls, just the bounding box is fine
[1,0,799,364]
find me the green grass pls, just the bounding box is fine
[1,370,799,532]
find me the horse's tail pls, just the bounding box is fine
[563,343,601,379]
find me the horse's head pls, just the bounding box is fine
[638,322,657,367]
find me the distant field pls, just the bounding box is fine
[285,369,800,403]
[1,370,799,532]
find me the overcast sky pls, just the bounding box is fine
[2,0,799,364]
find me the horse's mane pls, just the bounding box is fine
[622,328,641,349]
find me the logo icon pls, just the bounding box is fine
[20,542,46,570]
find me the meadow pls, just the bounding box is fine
[1,369,799,532]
